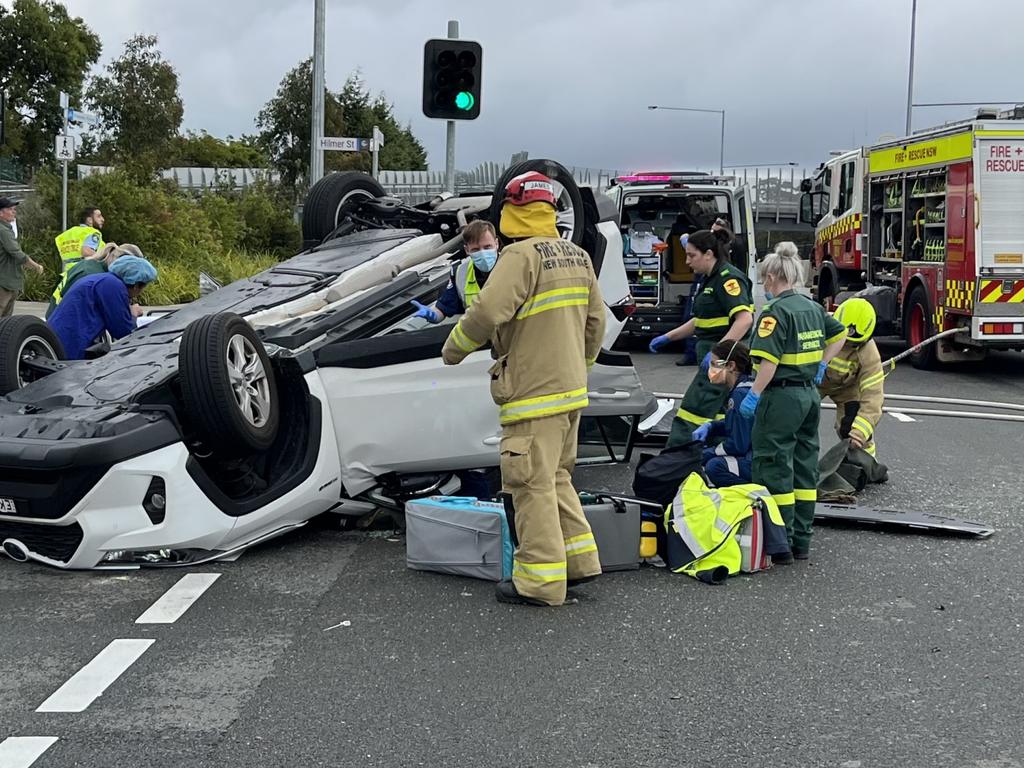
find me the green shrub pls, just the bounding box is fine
[16,167,300,303]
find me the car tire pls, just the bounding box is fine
[0,316,65,395]
[489,159,586,245]
[179,312,280,455]
[302,171,387,244]
[903,285,937,370]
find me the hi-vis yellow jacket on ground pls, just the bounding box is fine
[818,339,885,451]
[441,236,606,425]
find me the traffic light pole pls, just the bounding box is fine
[310,0,326,187]
[444,19,458,194]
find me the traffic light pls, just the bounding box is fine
[422,39,482,120]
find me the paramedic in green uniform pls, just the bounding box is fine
[739,242,847,561]
[649,228,754,447]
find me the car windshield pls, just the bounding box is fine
[622,192,733,240]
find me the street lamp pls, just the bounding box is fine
[905,0,917,135]
[647,104,726,175]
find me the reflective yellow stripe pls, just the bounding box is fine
[728,304,754,318]
[860,372,884,390]
[779,350,824,365]
[462,260,481,307]
[694,316,730,329]
[828,359,854,372]
[794,488,817,502]
[750,349,780,365]
[825,330,846,345]
[517,287,590,319]
[675,407,725,425]
[564,532,598,556]
[772,492,795,507]
[450,322,481,353]
[500,387,589,424]
[853,416,874,439]
[864,441,877,457]
[513,559,567,583]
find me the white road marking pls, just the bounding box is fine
[36,639,154,713]
[890,412,916,423]
[135,573,221,624]
[0,736,59,767]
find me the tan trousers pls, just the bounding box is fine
[500,410,602,606]
[0,288,17,318]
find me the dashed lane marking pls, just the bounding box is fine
[889,412,916,422]
[0,736,59,767]
[36,639,154,713]
[135,573,221,624]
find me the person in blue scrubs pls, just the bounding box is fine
[691,340,755,487]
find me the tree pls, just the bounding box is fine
[256,58,344,193]
[256,62,427,195]
[0,0,101,172]
[170,131,268,168]
[86,34,183,179]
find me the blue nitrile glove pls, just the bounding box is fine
[691,422,712,442]
[739,390,761,420]
[410,300,440,324]
[699,351,712,372]
[649,334,671,353]
[814,360,828,385]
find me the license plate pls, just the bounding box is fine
[0,497,16,515]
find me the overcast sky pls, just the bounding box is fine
[57,0,1024,174]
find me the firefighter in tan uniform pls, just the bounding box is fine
[442,171,606,607]
[818,298,885,456]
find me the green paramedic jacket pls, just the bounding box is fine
[664,473,785,583]
[692,261,754,346]
[750,290,846,382]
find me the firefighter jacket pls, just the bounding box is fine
[818,339,885,444]
[441,236,606,425]
[664,472,786,583]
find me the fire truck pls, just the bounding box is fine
[799,107,1024,367]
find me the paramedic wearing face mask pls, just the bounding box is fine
[411,220,499,322]
[442,171,606,608]
[691,340,755,487]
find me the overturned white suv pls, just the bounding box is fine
[0,159,652,569]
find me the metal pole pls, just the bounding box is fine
[444,19,459,194]
[310,0,326,187]
[719,110,725,175]
[371,124,380,179]
[904,0,917,135]
[61,105,69,230]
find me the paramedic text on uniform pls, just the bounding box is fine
[818,297,885,457]
[650,228,754,447]
[441,172,606,607]
[741,242,847,561]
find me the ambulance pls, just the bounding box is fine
[800,107,1024,367]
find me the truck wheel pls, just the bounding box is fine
[903,285,937,369]
[0,316,65,395]
[489,159,585,245]
[302,171,386,244]
[179,313,280,455]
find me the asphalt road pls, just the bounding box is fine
[2,346,1023,768]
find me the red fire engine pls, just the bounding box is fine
[800,107,1024,367]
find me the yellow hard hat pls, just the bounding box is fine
[834,297,876,343]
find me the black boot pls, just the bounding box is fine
[793,548,810,561]
[567,574,599,588]
[772,552,795,565]
[495,580,549,607]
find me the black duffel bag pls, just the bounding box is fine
[632,440,705,509]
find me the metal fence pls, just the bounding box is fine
[77,165,281,190]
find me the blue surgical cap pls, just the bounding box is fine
[109,254,158,286]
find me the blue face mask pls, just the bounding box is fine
[471,248,498,272]
[764,291,774,301]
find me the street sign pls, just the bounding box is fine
[67,108,100,126]
[59,91,69,110]
[372,125,385,149]
[318,136,371,152]
[54,134,75,162]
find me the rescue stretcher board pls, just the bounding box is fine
[814,503,994,538]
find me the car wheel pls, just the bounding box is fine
[0,316,65,395]
[179,312,280,455]
[302,171,387,243]
[489,159,586,245]
[903,285,937,370]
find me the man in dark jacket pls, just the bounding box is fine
[0,197,44,317]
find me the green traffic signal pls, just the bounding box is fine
[455,91,474,111]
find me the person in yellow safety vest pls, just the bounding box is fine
[442,170,606,607]
[817,297,885,457]
[410,219,499,323]
[53,207,105,303]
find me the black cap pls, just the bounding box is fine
[0,198,19,210]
